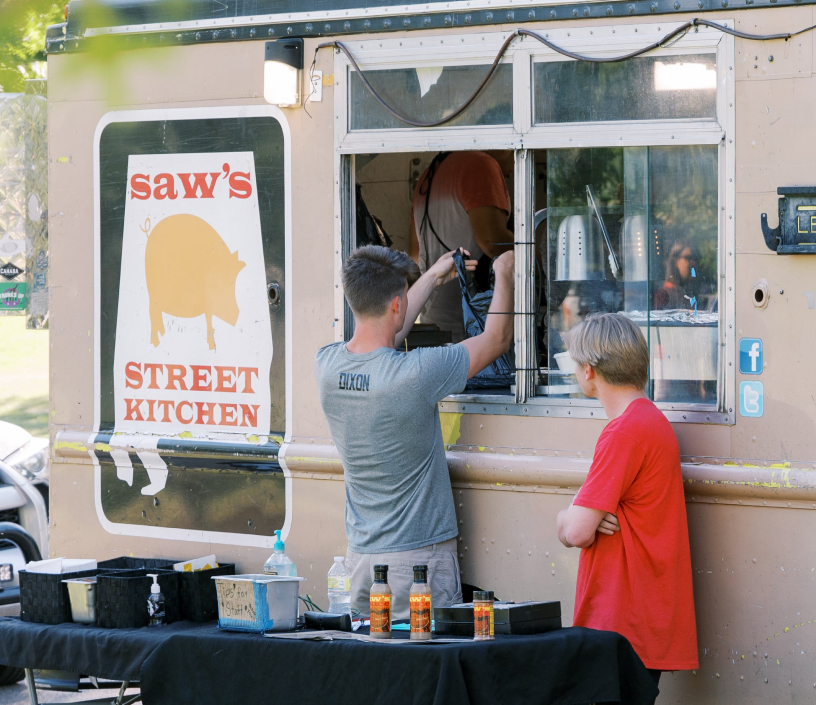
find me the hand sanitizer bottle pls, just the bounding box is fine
[147,574,165,627]
[263,530,297,577]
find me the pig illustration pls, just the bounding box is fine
[144,214,245,350]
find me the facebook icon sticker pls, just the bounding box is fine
[739,381,764,418]
[739,338,763,375]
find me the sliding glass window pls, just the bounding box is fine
[539,145,719,405]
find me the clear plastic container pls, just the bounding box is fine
[147,573,166,627]
[327,556,352,616]
[263,530,297,577]
[213,575,305,632]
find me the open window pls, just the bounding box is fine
[335,22,735,422]
[347,150,517,398]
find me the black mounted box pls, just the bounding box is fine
[265,38,303,69]
[761,187,816,254]
[434,600,562,637]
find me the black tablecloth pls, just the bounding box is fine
[0,618,658,705]
[0,617,204,681]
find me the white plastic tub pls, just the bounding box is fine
[213,574,305,633]
[553,352,578,375]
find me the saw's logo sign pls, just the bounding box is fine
[113,152,273,437]
[129,162,253,201]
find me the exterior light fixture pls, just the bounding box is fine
[264,38,303,107]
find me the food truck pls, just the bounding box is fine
[42,0,816,701]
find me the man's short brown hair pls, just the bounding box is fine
[565,313,649,389]
[341,245,420,318]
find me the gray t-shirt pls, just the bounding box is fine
[314,342,470,553]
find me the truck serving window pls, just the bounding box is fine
[336,23,734,421]
[540,145,718,405]
[349,150,516,398]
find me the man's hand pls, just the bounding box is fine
[427,248,477,288]
[597,513,620,536]
[491,250,515,279]
[557,504,615,548]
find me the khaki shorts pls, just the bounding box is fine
[346,538,462,621]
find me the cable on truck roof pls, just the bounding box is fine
[312,17,816,127]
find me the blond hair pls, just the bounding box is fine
[565,313,649,389]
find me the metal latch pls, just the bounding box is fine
[761,187,816,254]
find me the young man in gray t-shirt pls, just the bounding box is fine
[314,244,514,619]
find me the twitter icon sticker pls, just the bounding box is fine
[739,381,764,418]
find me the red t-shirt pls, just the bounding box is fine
[573,398,698,671]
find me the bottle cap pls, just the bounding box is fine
[412,565,428,583]
[334,556,344,562]
[486,591,495,601]
[373,564,388,582]
[147,573,161,594]
[473,591,490,601]
[273,529,285,552]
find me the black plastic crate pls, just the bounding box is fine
[19,569,98,625]
[97,557,178,573]
[179,563,236,622]
[96,569,181,629]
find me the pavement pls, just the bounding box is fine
[0,684,140,705]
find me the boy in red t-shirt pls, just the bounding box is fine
[556,313,698,685]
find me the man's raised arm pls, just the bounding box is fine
[460,251,515,379]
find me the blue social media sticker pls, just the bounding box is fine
[739,381,764,418]
[739,338,763,375]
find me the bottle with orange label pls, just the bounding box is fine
[369,564,392,639]
[409,564,432,641]
[473,591,494,641]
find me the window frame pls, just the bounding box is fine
[333,21,736,424]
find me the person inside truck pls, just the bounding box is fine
[408,150,514,343]
[315,245,515,620]
[653,240,701,311]
[555,313,698,685]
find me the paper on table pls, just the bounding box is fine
[24,558,98,574]
[173,555,218,572]
[263,630,470,644]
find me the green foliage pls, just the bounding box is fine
[0,317,48,436]
[0,1,63,92]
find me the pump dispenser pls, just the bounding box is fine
[147,574,165,627]
[263,530,297,576]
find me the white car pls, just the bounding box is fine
[0,421,50,685]
[0,421,49,506]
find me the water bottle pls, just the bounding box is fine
[327,556,352,616]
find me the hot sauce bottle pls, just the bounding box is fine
[486,590,495,637]
[473,591,494,641]
[409,565,432,641]
[369,564,392,639]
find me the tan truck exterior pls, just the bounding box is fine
[47,4,816,702]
